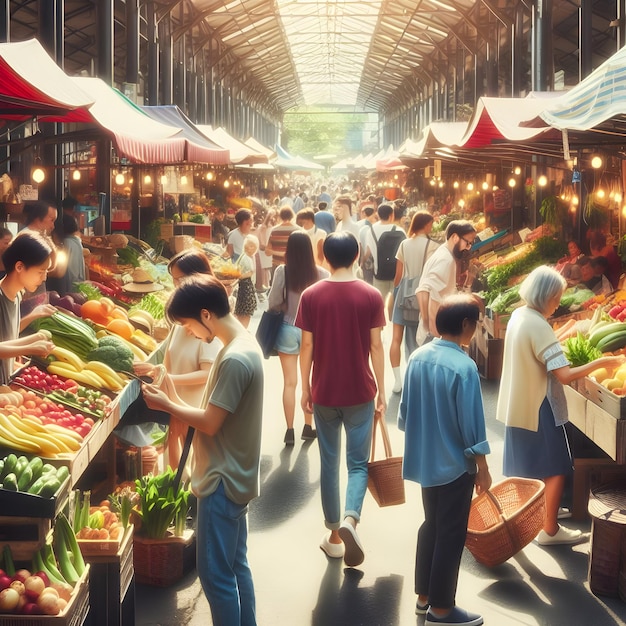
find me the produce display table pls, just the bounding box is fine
[83,526,135,626]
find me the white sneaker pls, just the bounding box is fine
[319,535,344,559]
[338,520,365,567]
[392,381,402,394]
[557,507,572,519]
[536,525,586,546]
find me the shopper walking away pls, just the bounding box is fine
[314,201,336,234]
[416,220,476,347]
[497,266,624,546]
[296,231,386,567]
[143,275,263,626]
[265,207,300,275]
[225,208,253,262]
[389,211,437,393]
[268,231,329,445]
[399,294,491,626]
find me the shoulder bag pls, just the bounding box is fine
[255,268,288,359]
[397,238,431,323]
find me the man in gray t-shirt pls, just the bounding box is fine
[142,275,263,626]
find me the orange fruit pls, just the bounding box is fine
[81,300,108,325]
[106,319,134,340]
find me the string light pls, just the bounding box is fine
[538,175,547,187]
[32,167,45,184]
[115,173,125,186]
[71,169,81,181]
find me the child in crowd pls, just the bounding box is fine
[235,234,259,328]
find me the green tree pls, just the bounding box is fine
[282,108,370,158]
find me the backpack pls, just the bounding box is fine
[373,225,405,281]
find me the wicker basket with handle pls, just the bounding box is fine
[465,477,546,567]
[367,410,405,507]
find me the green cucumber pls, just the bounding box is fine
[14,455,29,478]
[42,463,56,474]
[17,466,34,491]
[3,472,18,491]
[589,322,626,347]
[28,476,47,495]
[3,454,17,478]
[27,457,44,482]
[55,466,69,484]
[597,332,626,353]
[39,478,62,499]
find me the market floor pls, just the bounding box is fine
[134,306,626,626]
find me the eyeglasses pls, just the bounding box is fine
[461,236,475,248]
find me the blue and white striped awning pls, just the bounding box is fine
[540,46,626,131]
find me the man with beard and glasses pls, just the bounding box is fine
[415,220,476,347]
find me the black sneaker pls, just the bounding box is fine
[284,428,295,446]
[301,424,317,440]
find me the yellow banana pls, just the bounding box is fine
[50,346,85,371]
[21,418,83,449]
[0,413,63,455]
[47,363,105,389]
[85,361,125,388]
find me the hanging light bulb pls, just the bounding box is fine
[72,169,81,181]
[115,173,125,186]
[572,195,579,206]
[591,155,603,169]
[144,174,152,184]
[224,180,230,188]
[467,182,474,191]
[180,175,188,186]
[453,181,459,189]
[482,181,489,190]
[206,172,214,181]
[514,166,521,175]
[616,192,623,203]
[32,167,45,184]
[508,178,516,188]
[438,181,444,188]
[597,188,606,199]
[458,199,465,208]
[538,175,548,187]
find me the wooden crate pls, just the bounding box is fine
[0,565,89,626]
[84,526,134,626]
[0,516,51,561]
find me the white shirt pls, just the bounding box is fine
[303,225,326,256]
[227,228,246,257]
[365,222,405,274]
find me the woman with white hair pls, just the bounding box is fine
[496,266,623,545]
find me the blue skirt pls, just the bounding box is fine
[503,397,572,479]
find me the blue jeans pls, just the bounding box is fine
[314,401,375,529]
[196,482,256,626]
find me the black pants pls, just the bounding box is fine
[415,472,475,608]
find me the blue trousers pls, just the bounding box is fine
[196,482,256,626]
[314,401,375,529]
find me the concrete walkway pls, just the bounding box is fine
[135,309,626,626]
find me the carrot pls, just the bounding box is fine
[554,318,576,340]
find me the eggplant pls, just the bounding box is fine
[72,303,83,316]
[47,291,61,305]
[68,291,87,305]
[56,295,76,313]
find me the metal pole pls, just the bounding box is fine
[579,0,593,79]
[125,0,139,84]
[147,1,158,105]
[97,0,113,85]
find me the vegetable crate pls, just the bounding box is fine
[84,526,134,626]
[133,529,195,587]
[0,566,89,626]
[581,377,626,420]
[0,517,51,562]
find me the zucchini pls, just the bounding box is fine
[27,457,44,482]
[3,453,17,478]
[597,332,626,353]
[55,466,69,484]
[14,455,28,479]
[28,476,47,495]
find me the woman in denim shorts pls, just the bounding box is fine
[267,231,329,445]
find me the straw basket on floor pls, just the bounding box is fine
[465,477,545,567]
[367,410,405,507]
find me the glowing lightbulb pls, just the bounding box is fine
[429,179,436,186]
[514,166,521,176]
[438,181,444,188]
[224,180,230,188]
[572,195,579,206]
[144,174,152,184]
[453,181,459,189]
[591,156,603,169]
[597,188,605,199]
[482,181,489,190]
[206,172,214,181]
[538,175,547,187]
[508,178,516,188]
[115,173,125,186]
[32,167,45,184]
[72,169,81,181]
[180,175,188,186]
[467,182,474,191]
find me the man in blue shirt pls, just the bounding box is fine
[314,201,336,234]
[399,294,491,626]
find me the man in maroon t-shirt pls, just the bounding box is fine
[296,231,386,568]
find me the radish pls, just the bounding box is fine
[24,576,45,602]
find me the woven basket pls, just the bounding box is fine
[367,410,405,507]
[465,477,545,567]
[133,528,196,587]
